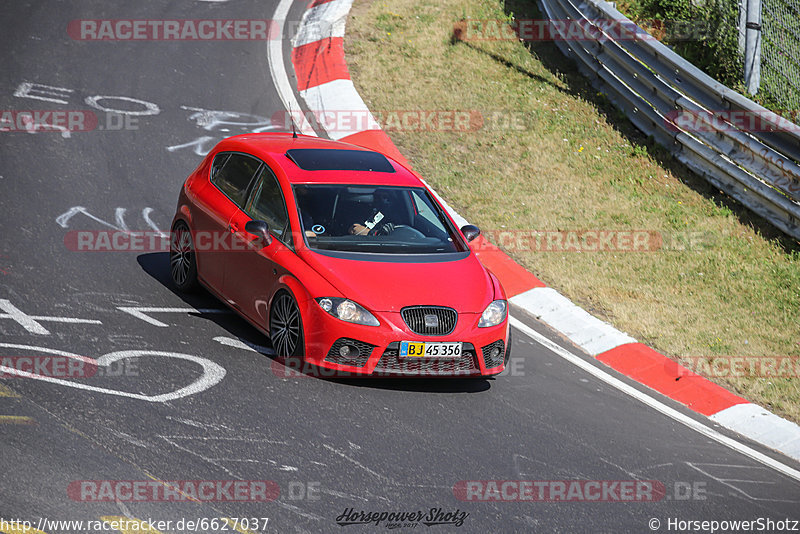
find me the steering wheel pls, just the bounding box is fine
[376,224,426,240]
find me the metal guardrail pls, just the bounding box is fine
[537,0,800,240]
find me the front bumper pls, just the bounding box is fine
[299,302,510,377]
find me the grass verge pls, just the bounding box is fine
[346,0,800,421]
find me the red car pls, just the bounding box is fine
[170,133,510,376]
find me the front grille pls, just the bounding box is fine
[324,338,375,367]
[373,342,478,375]
[400,306,457,336]
[481,340,506,369]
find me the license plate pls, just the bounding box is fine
[399,341,462,358]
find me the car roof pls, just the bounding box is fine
[214,133,422,187]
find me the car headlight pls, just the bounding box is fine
[316,297,379,326]
[478,300,507,327]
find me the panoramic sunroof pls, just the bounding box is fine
[285,148,395,173]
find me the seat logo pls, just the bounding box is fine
[424,314,439,328]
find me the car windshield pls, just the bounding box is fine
[293,184,467,254]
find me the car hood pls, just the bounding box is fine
[300,250,495,313]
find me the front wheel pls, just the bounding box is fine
[269,290,304,360]
[170,221,198,292]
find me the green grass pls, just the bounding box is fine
[346,0,800,421]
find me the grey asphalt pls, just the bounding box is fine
[1,1,799,533]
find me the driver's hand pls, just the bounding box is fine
[349,223,369,235]
[375,222,395,235]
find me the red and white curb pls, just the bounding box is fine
[281,0,800,464]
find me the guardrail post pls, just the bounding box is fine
[744,0,762,95]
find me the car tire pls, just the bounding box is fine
[170,221,199,292]
[270,290,305,361]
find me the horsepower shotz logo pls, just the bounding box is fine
[335,508,469,527]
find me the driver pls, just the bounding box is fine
[348,189,398,236]
[349,218,395,236]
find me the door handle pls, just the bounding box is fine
[228,223,239,233]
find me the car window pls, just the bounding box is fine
[411,190,443,228]
[210,153,230,181]
[245,165,291,247]
[294,184,466,255]
[211,153,261,208]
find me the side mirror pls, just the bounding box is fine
[460,224,481,242]
[245,220,273,246]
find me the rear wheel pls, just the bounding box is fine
[170,221,198,292]
[270,291,304,360]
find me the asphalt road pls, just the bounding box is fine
[1,1,799,533]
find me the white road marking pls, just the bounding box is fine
[0,299,49,334]
[107,428,150,449]
[164,415,235,431]
[114,208,129,231]
[214,336,257,352]
[84,95,160,116]
[159,435,288,444]
[270,0,315,135]
[14,81,74,104]
[180,106,276,132]
[160,435,291,480]
[319,488,370,502]
[322,443,393,484]
[114,499,135,520]
[56,206,129,231]
[213,336,275,355]
[166,135,216,156]
[710,403,800,461]
[509,316,800,483]
[0,299,102,335]
[0,343,225,402]
[141,207,168,237]
[117,306,232,327]
[686,462,800,503]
